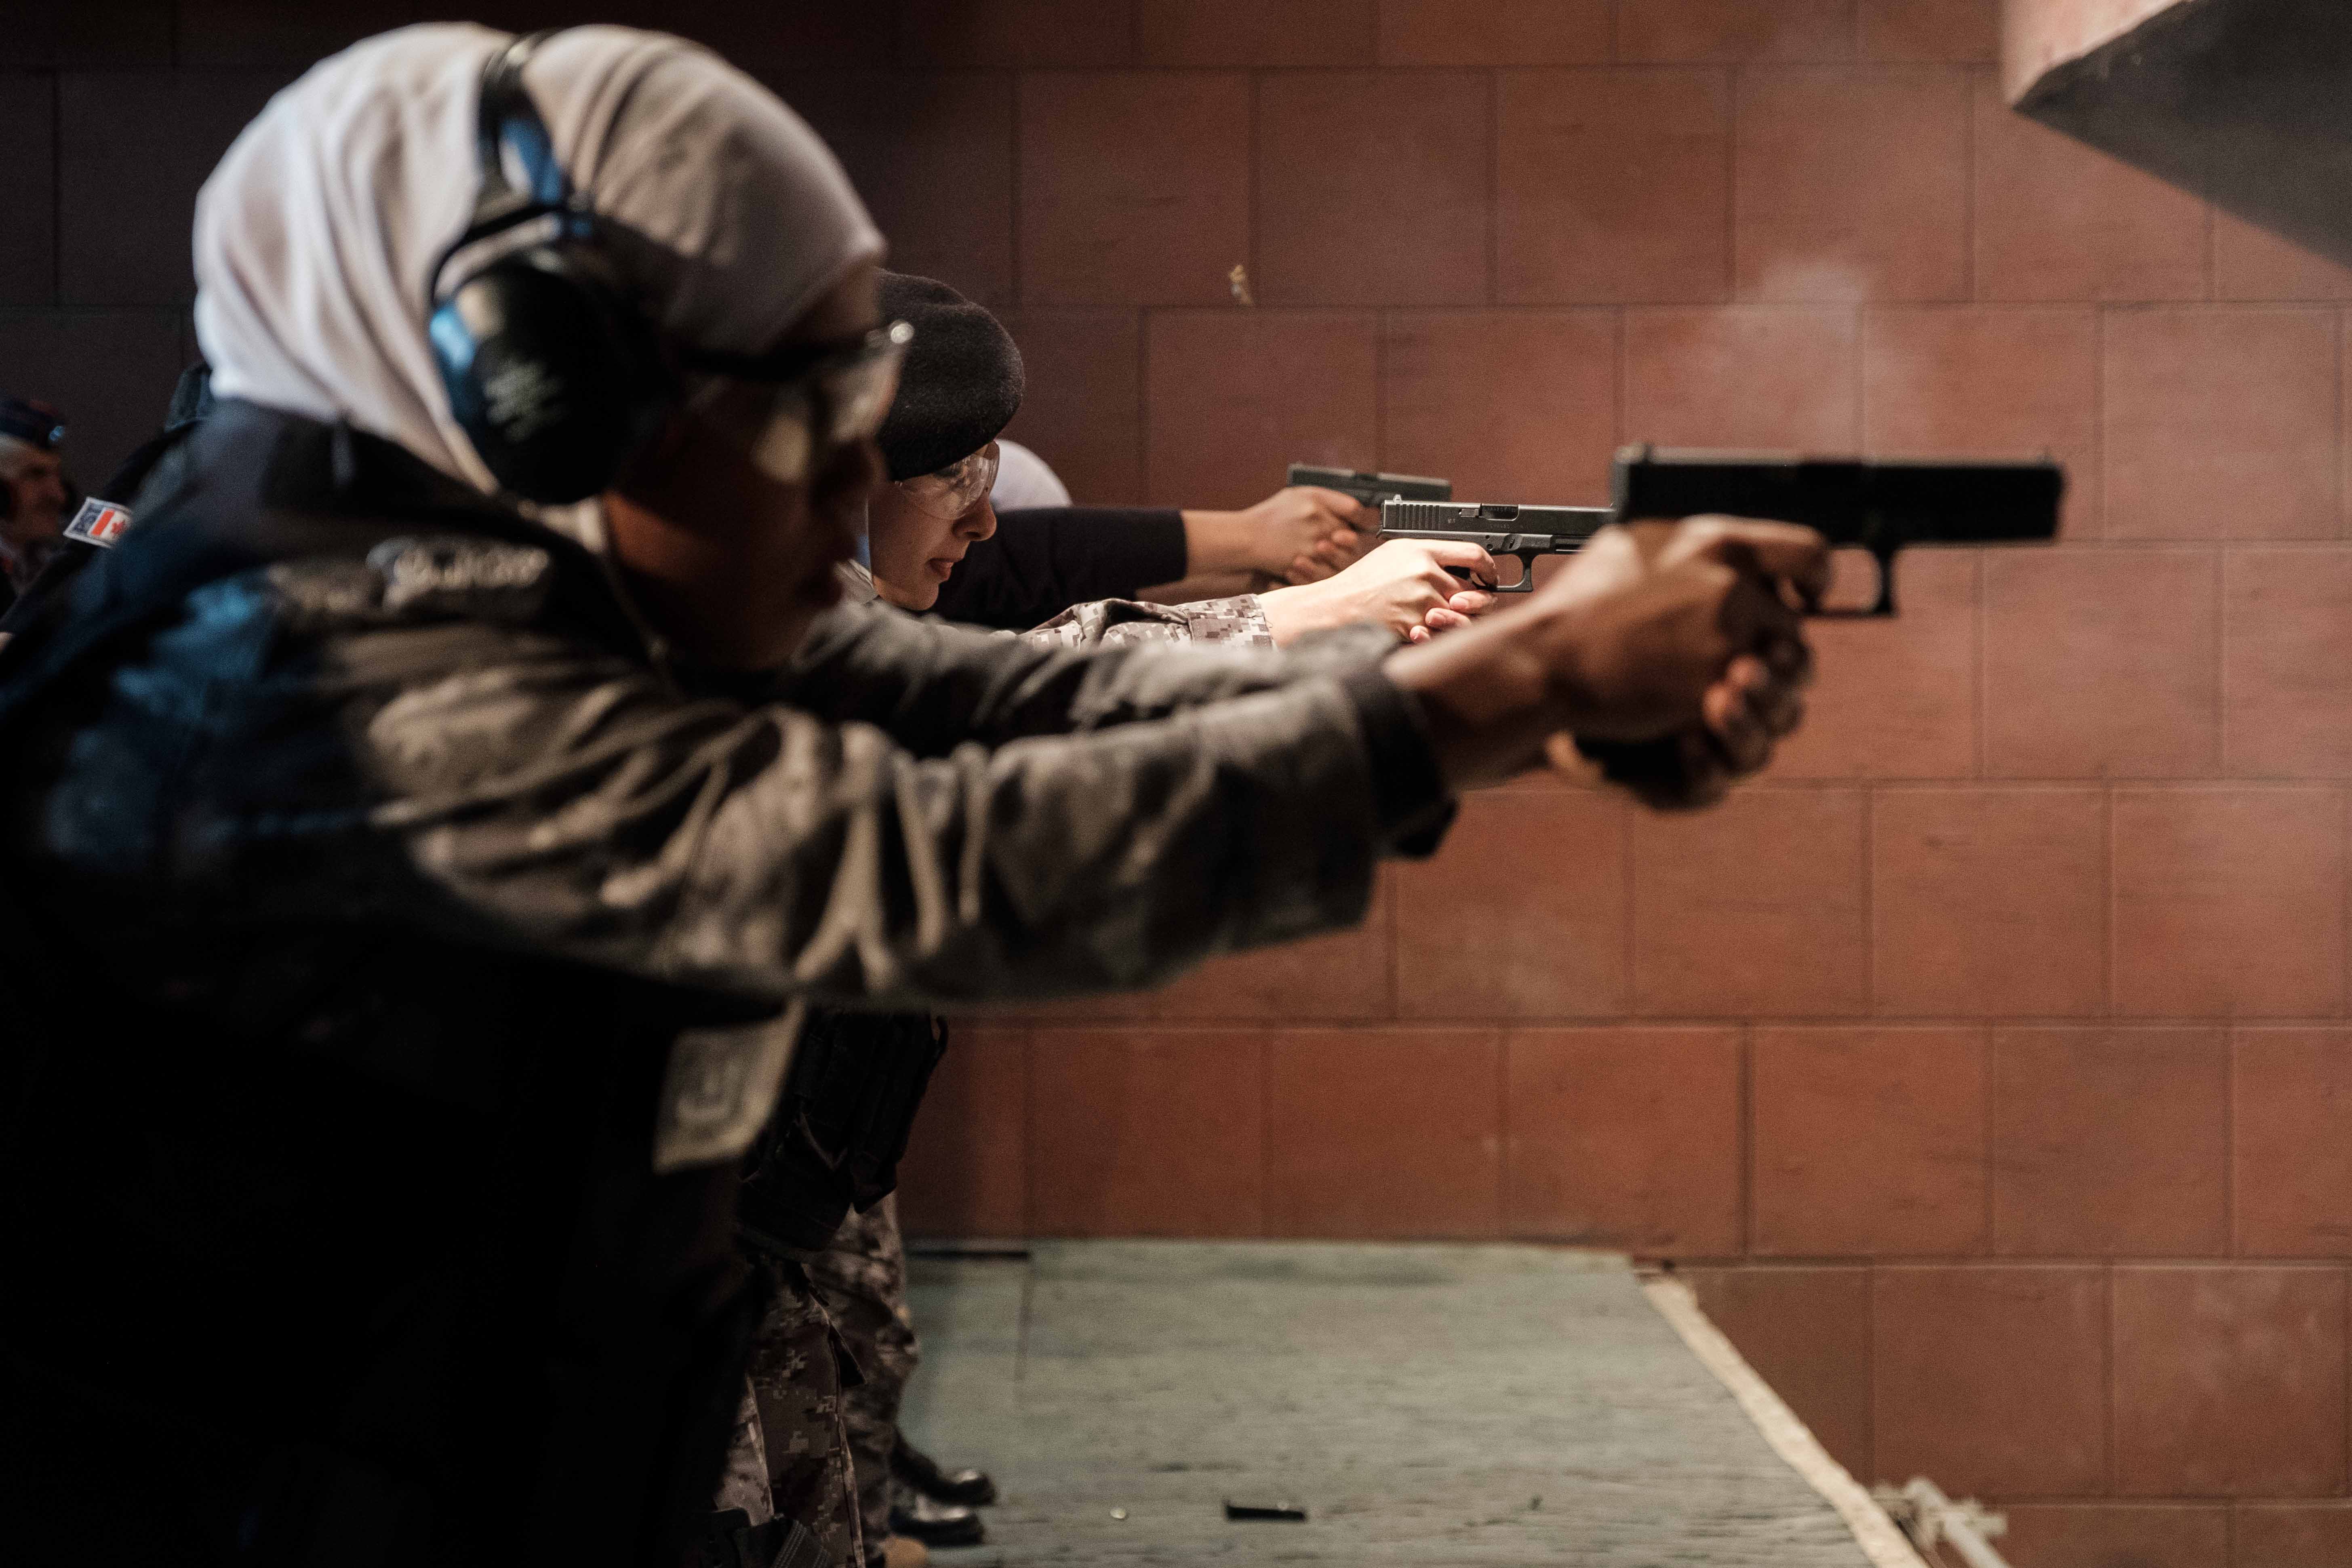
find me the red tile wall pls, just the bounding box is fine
[23,1,2352,1550]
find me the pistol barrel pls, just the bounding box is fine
[1611,445,2063,547]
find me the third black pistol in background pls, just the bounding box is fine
[1286,463,1451,509]
[1611,445,2065,615]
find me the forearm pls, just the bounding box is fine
[1178,509,1282,579]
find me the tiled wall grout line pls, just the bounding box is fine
[1959,64,1976,303]
[1386,865,1402,1021]
[1495,1024,1511,1238]
[1006,69,1023,311]
[2338,307,2348,541]
[2226,1021,2240,1257]
[1724,63,1739,307]
[1484,67,1499,307]
[1134,307,1150,503]
[1971,551,1986,780]
[1019,1027,1037,1240]
[1987,1027,2005,1253]
[2094,304,2110,539]
[1861,782,1877,1012]
[2205,202,2218,301]
[1982,1021,1998,1256]
[1611,305,1627,446]
[2217,537,2230,773]
[1257,1023,1272,1237]
[1855,305,1870,450]
[1864,1254,1882,1488]
[2116,1260,2135,1495]
[1737,1021,1754,1256]
[1621,799,1638,1019]
[1244,68,1260,316]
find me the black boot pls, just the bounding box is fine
[890,1436,997,1507]
[888,1488,986,1548]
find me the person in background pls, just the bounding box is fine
[0,395,72,612]
[935,473,1372,630]
[864,278,1492,652]
[986,436,1068,511]
[0,366,215,642]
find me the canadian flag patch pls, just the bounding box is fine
[63,497,133,548]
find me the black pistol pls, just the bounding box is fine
[1376,500,1613,593]
[1287,463,1452,508]
[1611,445,2065,615]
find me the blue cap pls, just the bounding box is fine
[0,396,65,451]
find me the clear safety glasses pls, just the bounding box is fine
[897,440,1000,520]
[682,319,914,486]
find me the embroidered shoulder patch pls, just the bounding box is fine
[62,497,133,547]
[365,535,552,619]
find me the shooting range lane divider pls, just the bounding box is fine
[1641,1275,1934,1568]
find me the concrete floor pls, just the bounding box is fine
[898,1241,1885,1566]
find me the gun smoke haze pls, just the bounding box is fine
[1742,256,1876,308]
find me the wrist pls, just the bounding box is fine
[1381,600,1600,791]
[1257,583,1302,647]
[1256,579,1344,648]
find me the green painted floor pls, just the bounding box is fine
[899,1242,1882,1566]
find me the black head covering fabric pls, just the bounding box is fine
[166,364,215,433]
[0,396,66,451]
[876,271,1023,481]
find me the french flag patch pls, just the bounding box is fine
[63,497,133,548]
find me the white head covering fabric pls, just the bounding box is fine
[192,22,884,497]
[988,437,1072,511]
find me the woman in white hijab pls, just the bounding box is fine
[195,23,882,508]
[0,19,1820,1568]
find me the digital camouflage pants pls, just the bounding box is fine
[741,1260,864,1566]
[804,1195,918,1553]
[731,1198,918,1566]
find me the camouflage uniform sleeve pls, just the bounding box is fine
[1021,594,1274,650]
[151,561,1440,1014]
[778,596,1376,749]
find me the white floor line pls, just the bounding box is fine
[1641,1275,1930,1568]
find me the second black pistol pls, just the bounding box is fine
[1377,501,1613,593]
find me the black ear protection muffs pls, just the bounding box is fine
[427,30,674,504]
